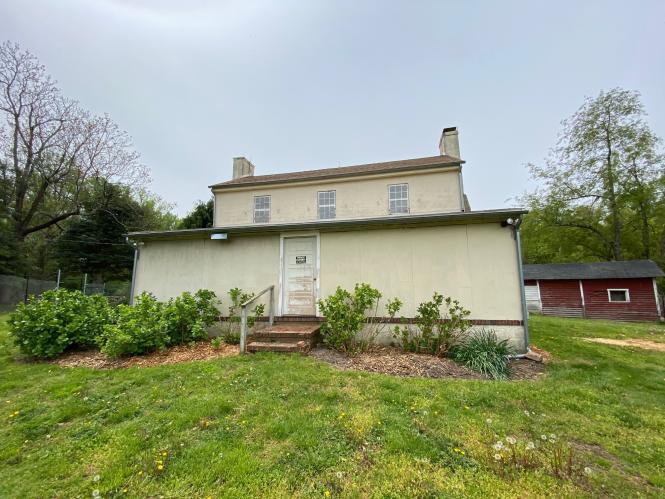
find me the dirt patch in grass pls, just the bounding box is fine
[581,338,665,352]
[308,346,545,380]
[48,341,239,369]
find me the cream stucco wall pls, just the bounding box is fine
[134,234,280,315]
[213,168,462,226]
[133,222,525,350]
[319,224,522,320]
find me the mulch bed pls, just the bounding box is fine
[308,346,546,381]
[48,341,239,369]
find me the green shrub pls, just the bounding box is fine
[397,292,471,356]
[221,287,264,344]
[318,283,402,353]
[9,289,114,358]
[162,289,220,345]
[98,293,168,357]
[451,328,512,379]
[98,290,220,357]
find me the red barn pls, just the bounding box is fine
[523,260,664,321]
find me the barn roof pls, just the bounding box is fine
[523,260,664,280]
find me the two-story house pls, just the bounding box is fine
[128,127,529,352]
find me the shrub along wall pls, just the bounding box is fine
[9,289,220,359]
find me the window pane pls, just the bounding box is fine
[318,190,336,219]
[389,184,408,213]
[254,196,270,223]
[609,290,627,302]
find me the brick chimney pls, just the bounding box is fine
[232,157,255,179]
[438,127,460,158]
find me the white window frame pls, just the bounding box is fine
[388,183,409,214]
[317,190,336,220]
[607,288,630,303]
[253,195,271,223]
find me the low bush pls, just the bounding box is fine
[221,287,264,344]
[98,293,168,357]
[451,328,512,379]
[98,290,220,357]
[397,292,471,356]
[162,289,220,345]
[9,289,114,358]
[318,283,402,353]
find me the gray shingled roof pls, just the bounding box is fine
[523,260,664,280]
[209,155,462,189]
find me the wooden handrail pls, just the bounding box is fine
[240,285,275,353]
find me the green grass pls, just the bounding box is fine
[0,313,664,498]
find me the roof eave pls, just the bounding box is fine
[128,208,527,242]
[208,159,464,190]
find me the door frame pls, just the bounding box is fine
[278,231,321,316]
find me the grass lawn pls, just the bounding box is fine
[1,314,664,498]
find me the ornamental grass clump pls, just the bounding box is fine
[9,289,114,358]
[451,328,512,379]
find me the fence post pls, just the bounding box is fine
[240,305,248,354]
[24,274,29,303]
[55,269,61,290]
[82,273,88,295]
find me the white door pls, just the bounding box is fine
[282,236,317,315]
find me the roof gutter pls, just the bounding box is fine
[127,208,528,242]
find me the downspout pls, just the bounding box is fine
[504,218,529,353]
[128,239,140,305]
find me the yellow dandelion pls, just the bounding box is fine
[157,464,164,470]
[324,491,331,497]
[162,451,167,456]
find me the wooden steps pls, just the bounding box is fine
[247,322,320,353]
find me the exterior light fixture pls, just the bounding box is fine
[210,233,228,240]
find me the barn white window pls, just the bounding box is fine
[253,195,271,223]
[607,289,630,302]
[318,190,336,219]
[388,183,409,214]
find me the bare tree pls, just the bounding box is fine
[0,41,147,241]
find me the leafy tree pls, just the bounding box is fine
[53,181,176,281]
[178,198,213,229]
[524,88,665,269]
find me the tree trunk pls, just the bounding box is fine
[639,201,650,259]
[604,117,622,260]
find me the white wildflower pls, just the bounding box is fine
[541,434,548,441]
[506,436,517,445]
[493,441,505,451]
[526,441,535,450]
[524,410,530,416]
[584,466,593,475]
[485,418,492,424]
[93,475,100,482]
[549,433,557,440]
[494,453,502,461]
[92,490,100,498]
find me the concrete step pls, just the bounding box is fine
[250,322,321,345]
[247,340,309,353]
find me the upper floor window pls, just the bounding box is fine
[318,190,336,219]
[253,195,270,223]
[388,183,409,214]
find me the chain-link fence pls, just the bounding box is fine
[0,273,131,310]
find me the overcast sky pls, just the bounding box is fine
[3,0,664,215]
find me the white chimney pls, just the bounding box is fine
[438,127,460,158]
[232,157,255,179]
